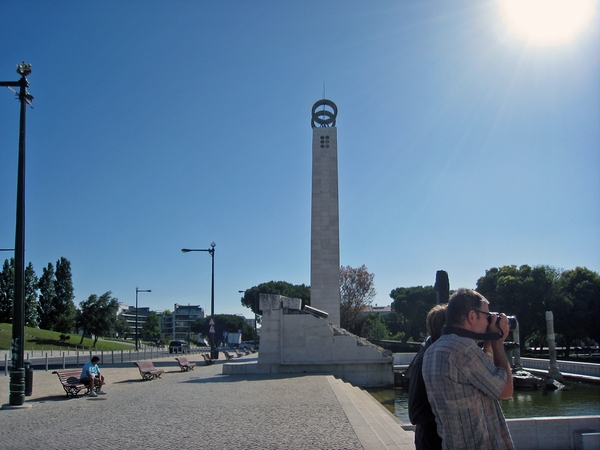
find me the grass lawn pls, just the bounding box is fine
[0,323,135,352]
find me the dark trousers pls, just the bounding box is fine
[414,422,442,450]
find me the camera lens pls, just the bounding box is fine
[491,313,518,332]
[507,316,517,331]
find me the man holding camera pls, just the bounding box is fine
[422,288,514,450]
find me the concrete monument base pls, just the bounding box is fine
[223,294,394,388]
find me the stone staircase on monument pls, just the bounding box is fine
[326,375,415,450]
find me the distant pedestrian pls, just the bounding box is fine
[80,356,106,397]
[408,303,447,450]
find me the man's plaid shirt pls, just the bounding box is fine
[422,333,515,450]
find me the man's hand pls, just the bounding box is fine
[489,313,513,399]
[495,313,510,343]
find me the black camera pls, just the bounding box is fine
[488,313,518,332]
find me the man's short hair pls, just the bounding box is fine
[446,288,488,326]
[426,304,447,342]
[91,356,100,363]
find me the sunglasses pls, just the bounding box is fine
[474,310,495,323]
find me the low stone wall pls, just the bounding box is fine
[507,415,600,450]
[393,354,600,378]
[520,358,600,377]
[394,353,417,366]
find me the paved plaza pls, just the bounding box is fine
[0,353,415,450]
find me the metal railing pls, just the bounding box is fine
[1,346,212,375]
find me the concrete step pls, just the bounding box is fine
[327,376,415,450]
[343,384,414,448]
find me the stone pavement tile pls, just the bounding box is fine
[1,357,365,450]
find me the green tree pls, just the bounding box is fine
[383,312,405,341]
[37,262,56,330]
[53,257,76,334]
[0,259,40,327]
[114,314,131,339]
[24,262,39,327]
[476,265,560,351]
[340,265,376,333]
[363,313,389,340]
[141,311,162,342]
[240,281,310,315]
[191,314,254,343]
[0,259,15,323]
[390,285,436,343]
[78,291,119,346]
[552,267,600,355]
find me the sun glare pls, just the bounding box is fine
[498,0,597,45]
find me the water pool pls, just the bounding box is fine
[370,380,600,423]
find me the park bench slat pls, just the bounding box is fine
[175,356,196,372]
[202,353,216,365]
[133,361,164,380]
[52,369,90,398]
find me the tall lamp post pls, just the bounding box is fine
[1,62,33,407]
[135,287,151,351]
[182,242,216,358]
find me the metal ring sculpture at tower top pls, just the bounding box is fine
[311,99,337,128]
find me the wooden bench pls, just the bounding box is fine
[52,369,91,398]
[134,361,164,380]
[234,349,244,357]
[223,351,236,360]
[175,356,196,372]
[202,353,216,365]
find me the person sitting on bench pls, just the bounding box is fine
[80,356,106,397]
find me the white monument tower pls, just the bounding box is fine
[310,99,340,326]
[223,99,393,388]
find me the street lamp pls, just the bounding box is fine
[182,242,216,358]
[1,62,33,406]
[135,287,151,351]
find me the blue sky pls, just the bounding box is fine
[1,1,598,318]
